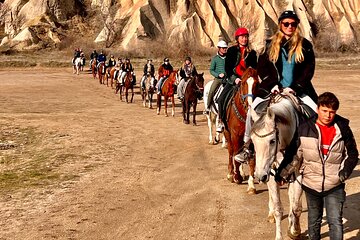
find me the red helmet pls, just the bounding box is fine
[235,28,249,38]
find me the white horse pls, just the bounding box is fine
[203,80,226,147]
[250,93,303,240]
[73,57,82,75]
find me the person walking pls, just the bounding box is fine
[276,92,359,240]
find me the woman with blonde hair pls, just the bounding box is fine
[236,10,318,163]
[256,10,317,105]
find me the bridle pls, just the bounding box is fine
[253,125,281,176]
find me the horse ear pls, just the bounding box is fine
[250,108,260,122]
[200,72,204,76]
[265,108,276,126]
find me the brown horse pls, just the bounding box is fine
[157,70,178,117]
[223,68,259,194]
[141,74,155,109]
[106,66,117,88]
[91,59,97,79]
[182,73,205,125]
[98,62,106,84]
[118,72,134,103]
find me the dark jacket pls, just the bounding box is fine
[90,52,98,60]
[225,44,257,85]
[122,62,134,72]
[180,63,197,79]
[143,64,155,76]
[256,38,317,101]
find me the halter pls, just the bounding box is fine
[253,125,280,176]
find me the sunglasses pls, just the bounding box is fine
[282,22,298,28]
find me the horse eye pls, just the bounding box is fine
[270,139,276,145]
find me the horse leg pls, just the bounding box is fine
[232,135,243,184]
[192,101,197,125]
[164,96,168,117]
[172,97,175,117]
[157,95,161,115]
[267,178,283,240]
[287,175,303,239]
[149,93,153,109]
[143,92,146,107]
[224,130,235,182]
[247,158,257,194]
[131,88,134,103]
[207,112,214,144]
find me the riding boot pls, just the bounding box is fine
[234,140,254,163]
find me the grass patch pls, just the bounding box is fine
[0,61,37,68]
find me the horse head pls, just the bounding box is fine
[194,72,204,92]
[251,95,298,183]
[240,68,259,109]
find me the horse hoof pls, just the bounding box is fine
[227,173,234,183]
[233,174,243,184]
[214,137,220,143]
[267,215,275,223]
[183,120,189,124]
[247,188,257,195]
[287,229,301,240]
[208,140,214,145]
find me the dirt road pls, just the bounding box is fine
[0,68,359,240]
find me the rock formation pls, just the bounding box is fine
[0,0,359,52]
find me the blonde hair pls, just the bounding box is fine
[268,23,304,63]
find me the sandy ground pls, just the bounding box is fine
[0,67,359,240]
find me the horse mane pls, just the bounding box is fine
[251,98,295,133]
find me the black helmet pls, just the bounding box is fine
[125,58,130,61]
[185,56,191,61]
[278,10,300,23]
[164,57,169,62]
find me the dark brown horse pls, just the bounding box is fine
[223,68,259,194]
[118,72,134,103]
[157,70,178,117]
[141,74,155,109]
[182,73,204,125]
[98,62,106,84]
[91,59,97,79]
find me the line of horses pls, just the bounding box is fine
[76,61,308,240]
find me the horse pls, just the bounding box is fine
[118,71,134,103]
[181,73,204,125]
[98,62,106,84]
[91,58,97,79]
[203,80,226,147]
[80,56,85,71]
[141,74,155,109]
[223,68,259,195]
[250,93,304,240]
[106,66,117,88]
[73,57,82,75]
[157,70,179,117]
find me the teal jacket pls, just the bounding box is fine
[209,53,226,81]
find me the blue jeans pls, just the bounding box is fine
[305,186,345,240]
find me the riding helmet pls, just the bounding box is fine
[164,57,169,62]
[217,40,228,48]
[278,10,300,23]
[185,56,191,61]
[234,27,249,38]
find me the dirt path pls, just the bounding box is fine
[0,68,359,240]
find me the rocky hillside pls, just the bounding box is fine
[0,0,359,53]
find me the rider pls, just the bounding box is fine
[107,55,116,68]
[216,27,257,133]
[119,58,136,86]
[157,57,173,95]
[140,59,156,90]
[205,40,228,114]
[177,56,198,101]
[90,49,98,69]
[72,48,81,64]
[236,10,318,163]
[97,50,106,67]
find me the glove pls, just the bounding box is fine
[283,87,295,94]
[274,171,287,186]
[271,85,280,94]
[339,170,349,182]
[235,78,241,84]
[218,73,225,78]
